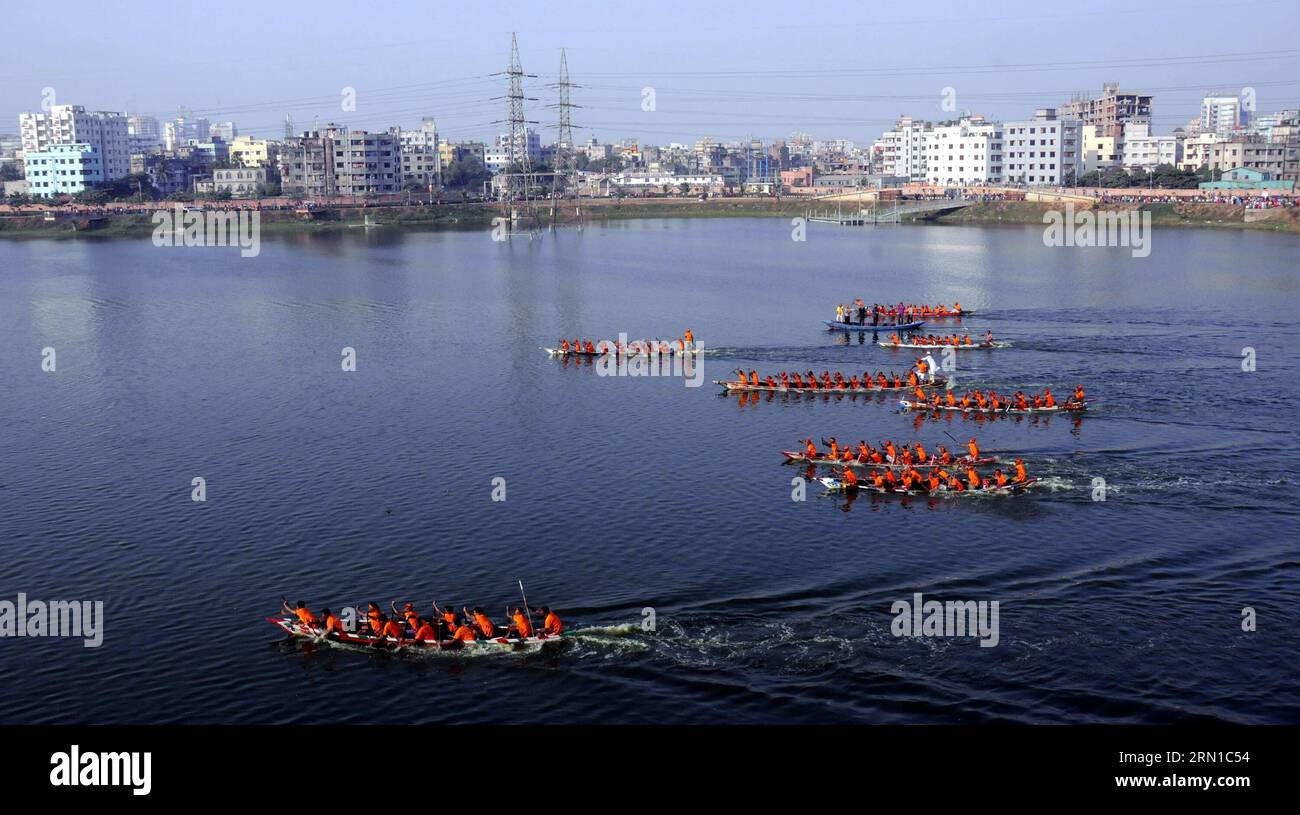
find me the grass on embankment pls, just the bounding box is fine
[3,197,1298,238]
[931,200,1300,233]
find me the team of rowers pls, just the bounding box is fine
[801,437,1029,492]
[886,330,995,346]
[908,385,1086,411]
[834,300,968,325]
[558,329,696,355]
[282,600,563,643]
[732,361,940,391]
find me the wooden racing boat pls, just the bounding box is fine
[782,451,999,468]
[269,617,566,650]
[825,319,925,332]
[543,344,701,357]
[899,399,1088,414]
[714,377,947,394]
[819,476,1038,495]
[877,340,1006,350]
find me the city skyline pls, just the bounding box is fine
[3,0,1300,146]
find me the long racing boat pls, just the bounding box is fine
[898,399,1088,414]
[269,616,566,650]
[878,340,1007,350]
[820,476,1038,495]
[715,377,947,394]
[782,450,999,468]
[824,319,925,332]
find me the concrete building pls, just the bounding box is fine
[1002,109,1081,185]
[1060,84,1153,139]
[397,118,440,189]
[163,115,211,151]
[923,117,1002,186]
[1201,94,1244,136]
[194,167,266,197]
[486,128,541,172]
[1198,167,1294,192]
[606,170,724,195]
[1121,121,1182,170]
[187,138,229,166]
[1082,125,1123,173]
[19,104,131,180]
[278,131,335,197]
[331,128,401,195]
[127,114,162,154]
[1181,137,1286,177]
[876,116,931,181]
[228,137,278,169]
[208,121,238,142]
[23,143,105,197]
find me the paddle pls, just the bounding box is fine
[519,580,538,641]
[432,599,445,641]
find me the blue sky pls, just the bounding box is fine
[4,0,1299,145]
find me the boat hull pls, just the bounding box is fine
[824,319,925,332]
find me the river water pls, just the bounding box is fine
[1,218,1297,723]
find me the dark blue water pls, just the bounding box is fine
[1,219,1298,724]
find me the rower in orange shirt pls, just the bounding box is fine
[441,607,459,636]
[994,469,1008,488]
[467,606,496,638]
[365,602,383,634]
[967,466,982,491]
[533,606,564,636]
[452,620,478,642]
[1074,384,1085,403]
[509,607,533,639]
[684,328,694,345]
[967,438,980,461]
[413,617,438,641]
[285,600,319,627]
[804,438,818,458]
[840,466,859,490]
[322,608,346,636]
[560,339,571,353]
[378,615,404,640]
[1014,457,1028,483]
[1043,388,1056,408]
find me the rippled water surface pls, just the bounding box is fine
[1,219,1297,723]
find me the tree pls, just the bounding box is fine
[442,156,492,189]
[73,188,109,205]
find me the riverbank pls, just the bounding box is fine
[2,196,1298,238]
[931,200,1300,232]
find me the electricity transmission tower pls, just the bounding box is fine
[494,33,540,233]
[551,48,580,205]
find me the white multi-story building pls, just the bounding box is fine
[876,116,931,181]
[19,104,131,180]
[1201,94,1244,136]
[1002,109,1081,185]
[23,143,105,196]
[1121,121,1183,170]
[486,128,541,172]
[923,117,1002,186]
